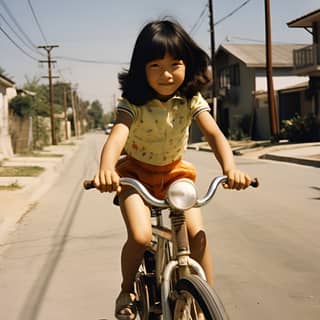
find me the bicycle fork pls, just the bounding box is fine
[161,210,206,320]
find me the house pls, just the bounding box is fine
[287,8,320,119]
[0,74,15,159]
[214,43,309,139]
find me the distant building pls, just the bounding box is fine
[0,74,15,159]
[287,8,320,120]
[214,43,309,139]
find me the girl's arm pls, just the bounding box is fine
[94,111,132,192]
[195,111,251,190]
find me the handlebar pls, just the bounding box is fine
[83,176,259,209]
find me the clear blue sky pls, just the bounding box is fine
[1,0,319,112]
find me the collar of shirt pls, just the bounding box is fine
[147,95,185,107]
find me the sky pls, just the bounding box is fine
[1,0,319,112]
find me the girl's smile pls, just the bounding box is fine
[145,53,186,100]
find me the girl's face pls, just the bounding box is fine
[145,53,186,100]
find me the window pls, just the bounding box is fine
[218,64,240,89]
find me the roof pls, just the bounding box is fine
[216,43,308,68]
[287,9,320,28]
[278,81,308,93]
[0,74,15,87]
[17,88,36,96]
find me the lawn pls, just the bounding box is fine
[0,166,44,177]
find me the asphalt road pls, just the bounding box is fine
[186,145,320,319]
[0,132,319,320]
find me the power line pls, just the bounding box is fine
[0,0,39,51]
[226,35,265,43]
[0,24,38,61]
[0,12,43,56]
[190,4,208,35]
[27,0,48,45]
[0,18,126,66]
[215,0,252,26]
[227,35,297,44]
[54,55,128,65]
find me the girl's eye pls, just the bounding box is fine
[172,61,184,67]
[149,63,160,68]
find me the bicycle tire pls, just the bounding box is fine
[136,267,150,320]
[173,275,229,320]
[135,253,161,320]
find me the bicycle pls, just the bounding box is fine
[84,175,258,320]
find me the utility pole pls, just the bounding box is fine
[63,85,69,140]
[71,86,79,137]
[38,45,59,145]
[208,0,217,120]
[77,94,83,134]
[264,0,279,139]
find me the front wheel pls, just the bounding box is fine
[135,251,161,320]
[173,275,229,320]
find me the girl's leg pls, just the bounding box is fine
[185,207,214,286]
[118,188,152,293]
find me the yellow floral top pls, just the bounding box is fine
[117,92,210,166]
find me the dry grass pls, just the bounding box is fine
[0,166,44,177]
[0,180,23,191]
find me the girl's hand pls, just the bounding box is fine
[93,169,121,193]
[223,168,251,190]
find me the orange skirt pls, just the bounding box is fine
[116,156,196,199]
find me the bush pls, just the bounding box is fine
[9,95,33,118]
[281,113,320,142]
[228,128,247,141]
[228,114,251,140]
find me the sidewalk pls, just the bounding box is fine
[188,140,320,168]
[0,137,84,243]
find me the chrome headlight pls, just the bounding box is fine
[166,179,197,211]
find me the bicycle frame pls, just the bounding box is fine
[83,175,258,320]
[148,207,207,320]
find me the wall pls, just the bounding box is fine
[0,87,14,158]
[9,114,32,153]
[255,75,309,91]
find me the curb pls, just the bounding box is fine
[187,142,320,168]
[0,139,82,244]
[22,143,81,202]
[259,153,320,168]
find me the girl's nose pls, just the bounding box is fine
[162,69,173,79]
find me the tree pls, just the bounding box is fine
[23,77,50,116]
[103,111,115,125]
[53,82,72,112]
[9,95,33,117]
[88,100,104,128]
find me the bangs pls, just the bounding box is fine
[144,31,188,63]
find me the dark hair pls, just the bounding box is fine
[118,19,211,105]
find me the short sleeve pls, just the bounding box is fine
[117,97,137,120]
[190,93,210,119]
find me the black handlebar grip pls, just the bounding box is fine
[250,178,259,188]
[83,180,95,190]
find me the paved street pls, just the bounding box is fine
[186,147,320,319]
[0,132,319,319]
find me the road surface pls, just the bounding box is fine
[0,132,319,319]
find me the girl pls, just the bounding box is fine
[94,19,251,320]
